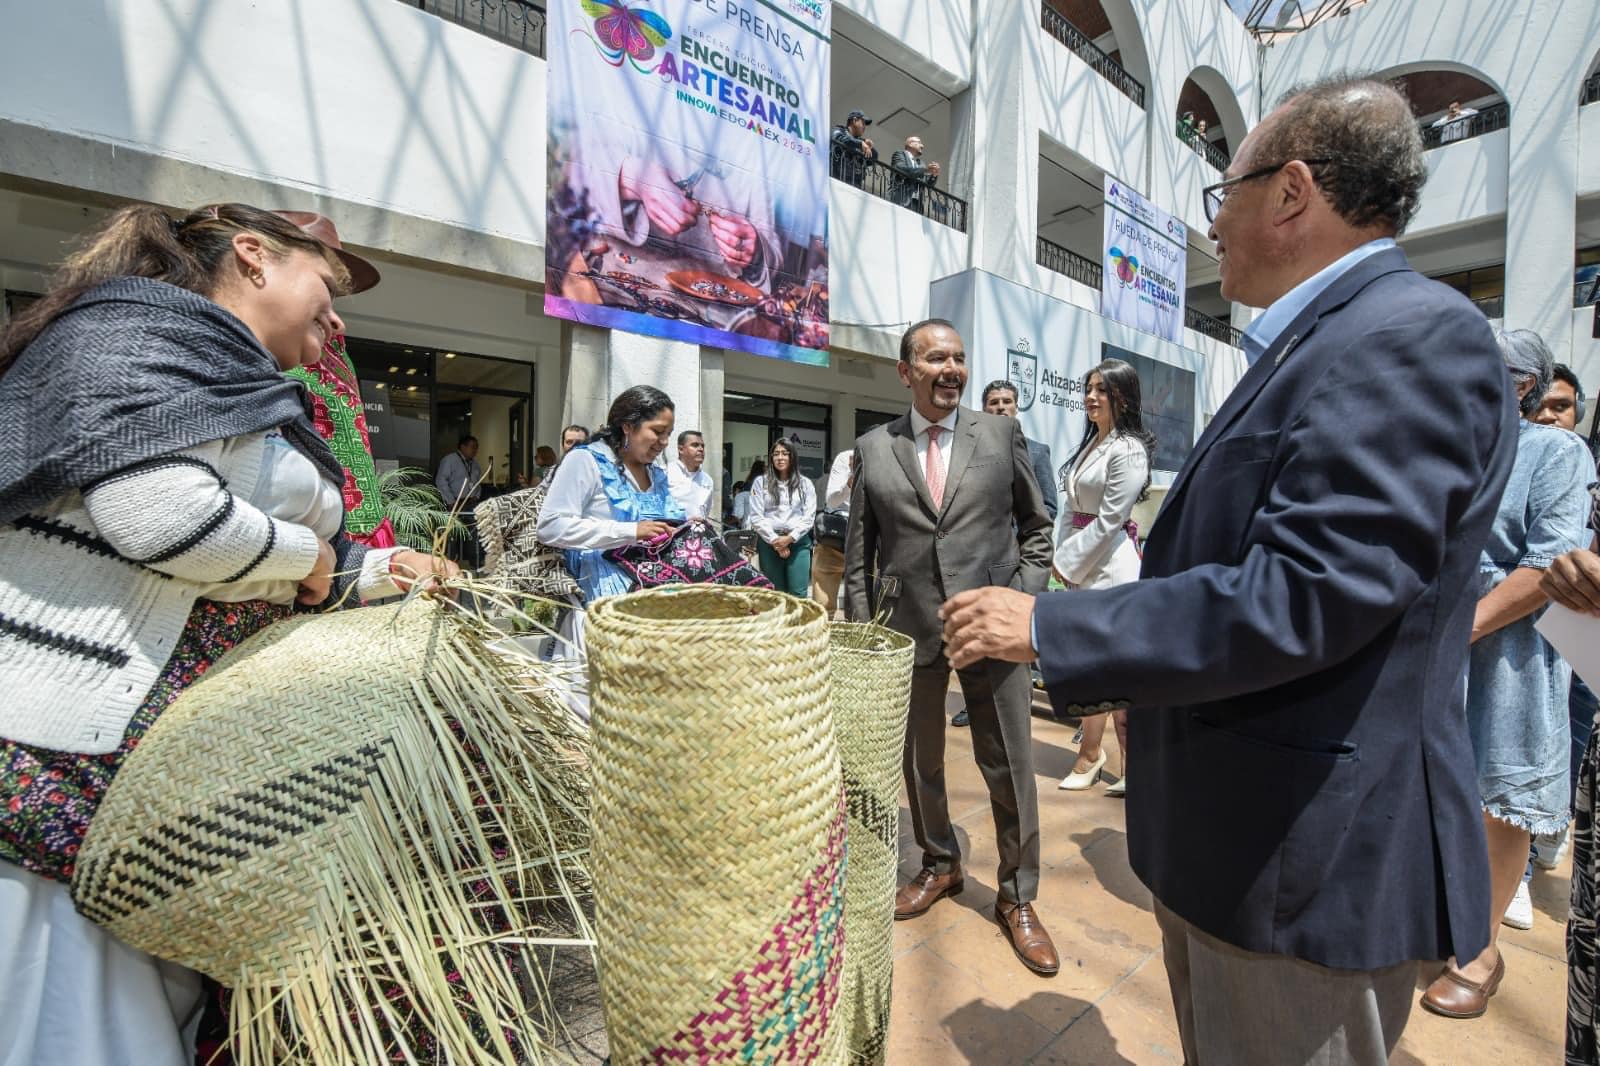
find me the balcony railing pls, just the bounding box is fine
[1471,294,1505,318]
[1040,6,1145,109]
[1176,122,1230,170]
[1037,236,1103,288]
[1419,101,1509,149]
[829,144,969,233]
[1185,305,1242,347]
[410,0,545,57]
[1583,72,1600,107]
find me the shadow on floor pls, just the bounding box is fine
[1072,830,1151,913]
[943,994,1137,1065]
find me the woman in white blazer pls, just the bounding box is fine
[1052,359,1155,794]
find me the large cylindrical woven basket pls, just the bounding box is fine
[71,600,595,1064]
[829,621,915,1065]
[586,586,847,1064]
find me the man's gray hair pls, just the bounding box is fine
[1253,74,1428,234]
[1496,328,1555,416]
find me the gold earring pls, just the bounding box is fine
[249,264,265,284]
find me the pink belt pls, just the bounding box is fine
[1071,511,1142,557]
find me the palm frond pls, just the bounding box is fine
[379,467,468,552]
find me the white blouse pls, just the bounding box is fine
[536,443,642,550]
[1052,432,1148,589]
[206,430,401,604]
[747,474,817,544]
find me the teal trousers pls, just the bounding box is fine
[757,534,813,596]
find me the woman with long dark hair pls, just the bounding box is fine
[1054,358,1154,794]
[748,438,816,595]
[537,384,685,602]
[0,202,454,1063]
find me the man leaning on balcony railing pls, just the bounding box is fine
[890,135,942,216]
[830,110,878,189]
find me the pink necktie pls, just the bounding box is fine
[924,425,946,507]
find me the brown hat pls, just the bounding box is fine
[272,210,381,294]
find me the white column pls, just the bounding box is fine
[1503,120,1580,362]
[831,394,857,451]
[534,344,563,451]
[952,0,1038,282]
[698,349,726,521]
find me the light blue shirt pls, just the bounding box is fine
[1239,237,1396,366]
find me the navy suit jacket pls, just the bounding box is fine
[1035,248,1516,970]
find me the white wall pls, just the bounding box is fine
[835,0,971,93]
[828,181,968,359]
[1264,0,1600,361]
[1580,103,1600,198]
[0,0,547,252]
[1410,128,1510,235]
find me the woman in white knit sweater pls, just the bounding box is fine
[0,203,454,1065]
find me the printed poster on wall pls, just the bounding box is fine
[779,423,827,477]
[545,0,831,366]
[1102,344,1195,474]
[1101,175,1186,343]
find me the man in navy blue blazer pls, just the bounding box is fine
[941,76,1516,1064]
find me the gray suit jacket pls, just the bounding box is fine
[889,149,938,208]
[844,406,1053,667]
[1025,436,1058,521]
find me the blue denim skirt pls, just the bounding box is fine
[1465,570,1572,834]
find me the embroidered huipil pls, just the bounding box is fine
[536,442,683,601]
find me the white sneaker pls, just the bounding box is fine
[1533,826,1571,870]
[1502,880,1534,930]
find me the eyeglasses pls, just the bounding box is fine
[1201,159,1335,223]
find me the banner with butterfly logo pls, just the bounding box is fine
[546,1,832,366]
[1101,174,1186,344]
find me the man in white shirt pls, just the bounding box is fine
[810,448,853,616]
[667,430,714,518]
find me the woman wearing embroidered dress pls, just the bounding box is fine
[748,439,817,596]
[537,385,686,609]
[1052,359,1154,794]
[0,203,455,1066]
[1420,330,1596,1020]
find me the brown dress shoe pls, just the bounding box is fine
[1420,952,1505,1019]
[995,901,1060,975]
[894,866,963,920]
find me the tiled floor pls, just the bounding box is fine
[885,691,1570,1064]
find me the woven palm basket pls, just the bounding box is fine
[71,599,596,1064]
[585,586,847,1064]
[828,622,914,1065]
[475,481,581,598]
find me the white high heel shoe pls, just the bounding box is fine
[1105,768,1127,797]
[1059,750,1108,790]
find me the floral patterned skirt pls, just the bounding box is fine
[0,598,290,883]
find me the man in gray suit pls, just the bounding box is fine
[843,318,1058,975]
[889,135,941,215]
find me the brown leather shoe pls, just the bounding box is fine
[894,866,963,920]
[995,901,1060,975]
[1420,952,1505,1019]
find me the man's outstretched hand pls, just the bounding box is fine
[941,587,1037,669]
